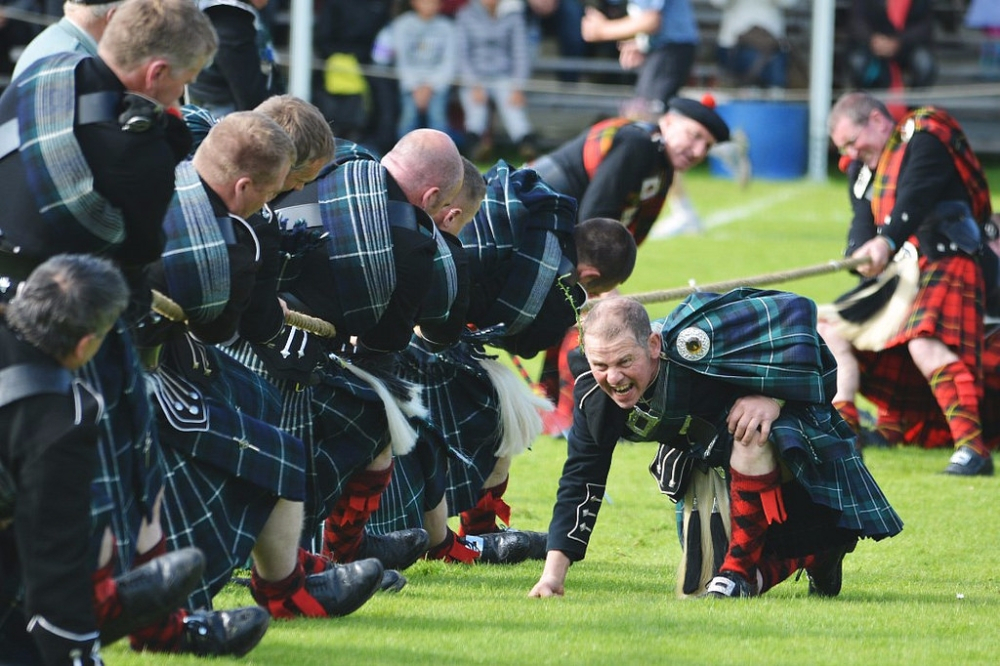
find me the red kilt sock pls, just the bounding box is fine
[322,462,394,562]
[833,400,859,434]
[127,537,188,652]
[424,528,479,564]
[929,361,989,456]
[458,476,511,536]
[719,468,785,582]
[250,561,328,618]
[755,554,816,594]
[91,550,122,630]
[299,547,330,575]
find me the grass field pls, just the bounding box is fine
[105,164,1000,665]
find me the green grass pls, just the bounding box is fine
[104,166,1000,665]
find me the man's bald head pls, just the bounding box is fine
[382,129,463,217]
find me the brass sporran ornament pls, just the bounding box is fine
[676,327,710,361]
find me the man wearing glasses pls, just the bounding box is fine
[823,91,997,476]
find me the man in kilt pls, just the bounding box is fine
[368,160,638,564]
[143,112,384,633]
[231,129,465,579]
[0,0,258,656]
[530,96,731,433]
[823,91,995,475]
[530,294,903,598]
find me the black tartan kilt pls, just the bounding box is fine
[367,340,503,535]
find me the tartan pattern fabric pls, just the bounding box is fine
[15,52,125,249]
[458,160,577,334]
[77,325,162,572]
[659,288,837,404]
[581,118,633,180]
[155,339,306,609]
[928,361,984,454]
[161,161,231,323]
[317,154,395,333]
[720,469,781,580]
[855,255,985,449]
[223,340,390,542]
[872,107,992,226]
[638,289,903,542]
[367,338,503,535]
[160,445,279,610]
[179,103,217,153]
[421,227,459,325]
[153,337,306,500]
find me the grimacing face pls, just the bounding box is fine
[584,329,661,410]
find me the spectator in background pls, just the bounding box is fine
[847,0,936,90]
[580,0,698,116]
[187,0,282,116]
[390,0,457,138]
[709,0,800,92]
[965,0,1000,80]
[455,0,538,161]
[0,0,40,76]
[525,0,586,81]
[314,0,397,154]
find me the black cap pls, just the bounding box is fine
[668,97,730,143]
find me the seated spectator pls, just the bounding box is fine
[709,0,800,91]
[966,0,1000,79]
[846,0,936,90]
[314,0,398,154]
[455,0,538,161]
[389,0,457,138]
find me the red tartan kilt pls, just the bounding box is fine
[982,327,1000,450]
[856,254,985,449]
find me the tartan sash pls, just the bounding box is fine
[459,160,577,334]
[318,153,396,332]
[421,226,459,325]
[15,52,125,249]
[161,160,231,323]
[659,288,835,404]
[872,107,992,227]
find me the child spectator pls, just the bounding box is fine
[390,0,458,138]
[455,0,538,161]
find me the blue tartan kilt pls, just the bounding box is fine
[77,325,162,572]
[367,340,502,535]
[155,341,306,608]
[765,402,904,557]
[154,341,306,501]
[160,446,278,609]
[221,340,391,544]
[303,366,390,539]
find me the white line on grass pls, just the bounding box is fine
[702,188,801,229]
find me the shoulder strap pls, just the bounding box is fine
[0,362,73,409]
[582,118,633,181]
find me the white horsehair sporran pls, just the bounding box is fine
[817,241,920,352]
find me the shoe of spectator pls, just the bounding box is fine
[943,446,994,476]
[463,531,533,565]
[378,569,407,594]
[806,539,857,597]
[356,528,430,570]
[704,571,758,598]
[180,607,269,657]
[100,547,205,645]
[648,209,704,240]
[517,134,539,162]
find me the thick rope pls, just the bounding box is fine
[594,256,871,309]
[151,289,337,338]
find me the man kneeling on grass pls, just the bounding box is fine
[529,292,903,599]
